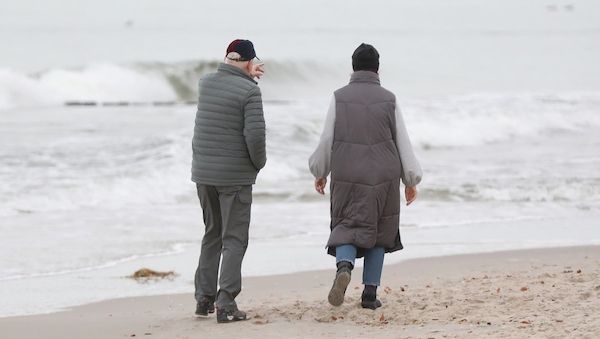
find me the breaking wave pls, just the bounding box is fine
[0,60,343,110]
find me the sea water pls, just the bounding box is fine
[1,0,599,316]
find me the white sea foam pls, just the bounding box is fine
[2,93,600,219]
[404,93,600,147]
[0,64,179,110]
[0,60,345,110]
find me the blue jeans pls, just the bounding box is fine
[336,244,385,286]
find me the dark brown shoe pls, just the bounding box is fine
[216,307,247,323]
[328,265,352,306]
[361,290,382,310]
[195,296,215,316]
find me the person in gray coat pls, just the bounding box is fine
[191,39,266,323]
[309,43,422,310]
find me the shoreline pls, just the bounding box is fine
[6,202,597,319]
[2,245,599,338]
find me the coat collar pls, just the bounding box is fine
[217,63,258,84]
[349,70,381,85]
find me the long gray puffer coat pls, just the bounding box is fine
[327,71,404,257]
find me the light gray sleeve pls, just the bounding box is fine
[395,104,423,187]
[308,96,336,178]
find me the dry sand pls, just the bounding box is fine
[1,246,599,339]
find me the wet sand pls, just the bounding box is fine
[1,246,598,339]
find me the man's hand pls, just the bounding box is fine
[250,63,265,79]
[405,186,417,206]
[314,177,327,195]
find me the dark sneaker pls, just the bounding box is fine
[361,291,382,310]
[195,296,215,316]
[328,266,352,306]
[216,307,248,323]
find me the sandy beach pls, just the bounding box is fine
[1,245,598,339]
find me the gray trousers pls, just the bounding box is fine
[195,184,252,307]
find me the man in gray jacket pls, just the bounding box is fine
[309,43,422,310]
[191,39,266,323]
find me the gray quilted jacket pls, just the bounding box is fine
[191,63,266,186]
